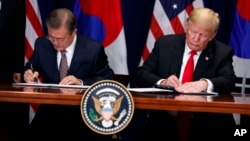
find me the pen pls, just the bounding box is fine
[30,63,38,83]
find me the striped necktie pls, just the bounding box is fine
[59,50,68,80]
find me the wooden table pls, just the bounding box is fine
[1,84,250,141]
[0,84,250,114]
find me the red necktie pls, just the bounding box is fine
[177,51,197,141]
[182,51,196,83]
[59,50,68,80]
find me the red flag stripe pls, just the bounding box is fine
[25,17,39,51]
[186,4,194,15]
[145,30,156,53]
[24,38,33,60]
[25,0,44,122]
[142,45,151,61]
[140,0,204,64]
[170,16,185,34]
[25,0,43,37]
[150,15,164,39]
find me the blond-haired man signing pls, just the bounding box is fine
[135,8,236,141]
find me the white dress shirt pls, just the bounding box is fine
[57,35,77,69]
[157,42,214,92]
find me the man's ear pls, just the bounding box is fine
[74,28,77,34]
[209,32,217,41]
[185,22,190,32]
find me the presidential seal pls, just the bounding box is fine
[80,80,134,135]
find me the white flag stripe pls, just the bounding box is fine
[105,28,128,75]
[139,30,156,66]
[178,10,188,32]
[233,56,250,78]
[29,106,36,124]
[154,1,174,35]
[146,30,156,53]
[141,0,204,63]
[25,0,43,123]
[25,17,38,51]
[29,0,42,24]
[193,0,204,8]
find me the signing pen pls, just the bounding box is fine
[30,63,38,83]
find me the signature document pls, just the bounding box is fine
[13,83,90,89]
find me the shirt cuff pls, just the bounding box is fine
[156,79,165,85]
[200,78,214,93]
[78,79,83,85]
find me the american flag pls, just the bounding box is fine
[25,0,43,123]
[140,0,204,65]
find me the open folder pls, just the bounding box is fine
[128,88,174,93]
[128,87,218,95]
[13,83,90,89]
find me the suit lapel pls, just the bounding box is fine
[48,46,60,81]
[170,36,185,78]
[68,36,85,75]
[194,44,213,80]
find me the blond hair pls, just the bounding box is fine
[187,8,220,32]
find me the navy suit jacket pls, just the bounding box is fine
[135,34,236,93]
[24,35,114,85]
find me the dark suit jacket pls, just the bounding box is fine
[134,34,237,139]
[134,34,236,93]
[25,35,114,139]
[24,35,114,85]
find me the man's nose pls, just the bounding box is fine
[52,39,60,46]
[193,33,200,42]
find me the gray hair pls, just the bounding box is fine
[46,8,76,34]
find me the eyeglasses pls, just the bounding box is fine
[47,36,66,44]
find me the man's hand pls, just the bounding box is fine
[60,88,82,94]
[23,87,38,92]
[59,75,83,85]
[13,73,21,83]
[175,80,208,93]
[160,75,182,88]
[24,69,39,83]
[175,95,207,101]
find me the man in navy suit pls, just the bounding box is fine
[135,8,236,141]
[23,8,114,141]
[23,8,113,85]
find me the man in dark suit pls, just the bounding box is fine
[23,8,114,141]
[134,8,236,141]
[23,8,113,85]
